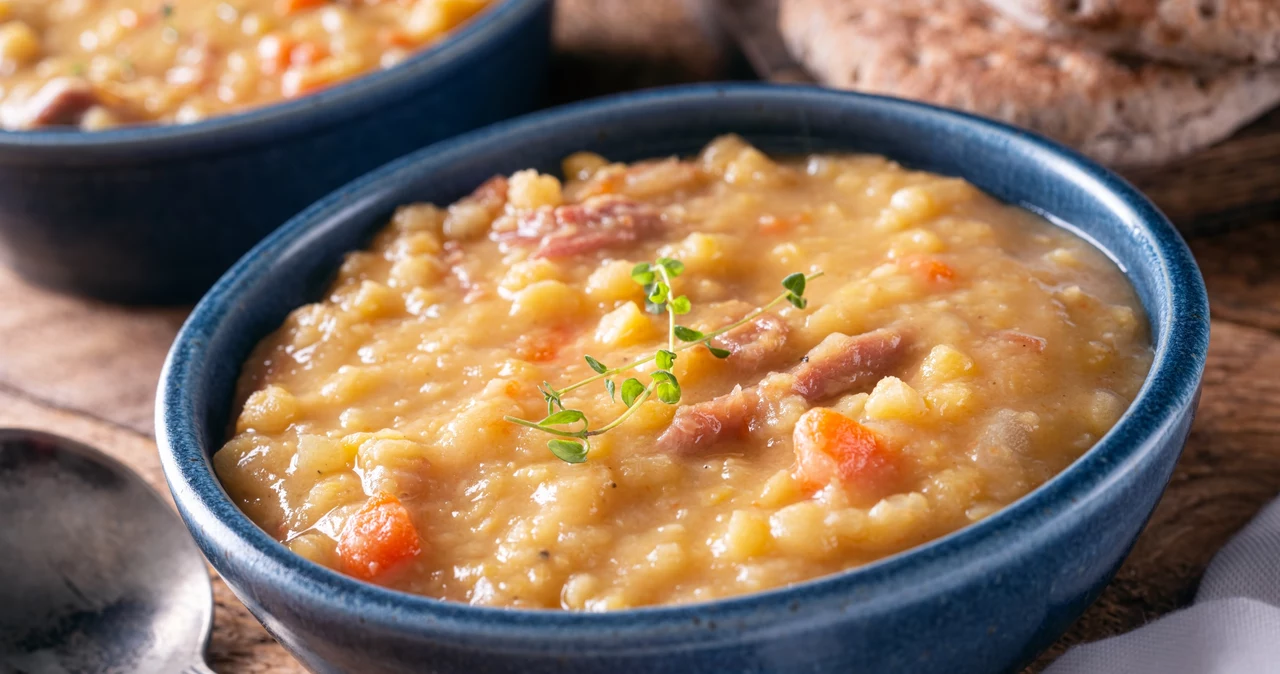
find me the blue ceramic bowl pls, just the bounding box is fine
[157,85,1210,674]
[0,0,551,304]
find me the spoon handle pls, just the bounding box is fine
[184,663,217,674]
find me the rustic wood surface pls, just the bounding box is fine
[1,1,1278,672]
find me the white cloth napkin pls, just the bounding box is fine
[1046,497,1280,674]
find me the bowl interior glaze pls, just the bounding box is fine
[159,84,1208,654]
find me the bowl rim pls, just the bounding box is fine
[157,83,1209,648]
[0,0,546,155]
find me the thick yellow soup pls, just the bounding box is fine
[0,0,491,130]
[215,136,1153,610]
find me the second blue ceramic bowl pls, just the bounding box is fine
[158,85,1209,673]
[0,0,551,304]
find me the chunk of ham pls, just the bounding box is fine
[2,78,100,130]
[506,195,665,258]
[467,175,510,213]
[655,385,754,456]
[715,311,790,372]
[568,158,705,201]
[616,158,704,198]
[996,330,1047,353]
[791,329,907,402]
[656,328,908,455]
[968,409,1040,502]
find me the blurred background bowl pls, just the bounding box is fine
[0,0,552,305]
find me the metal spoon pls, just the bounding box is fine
[0,428,214,674]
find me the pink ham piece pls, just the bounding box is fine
[467,175,510,213]
[791,329,907,402]
[508,195,665,258]
[569,158,705,200]
[656,328,908,455]
[655,385,754,456]
[715,312,790,372]
[609,158,704,199]
[2,78,100,130]
[996,330,1047,353]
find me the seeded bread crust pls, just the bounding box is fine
[779,0,1280,166]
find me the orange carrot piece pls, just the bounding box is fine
[289,42,328,67]
[515,327,572,362]
[902,256,956,285]
[379,28,420,49]
[758,214,787,234]
[281,68,332,98]
[276,0,327,15]
[336,493,422,581]
[257,34,293,74]
[792,408,898,500]
[761,210,812,234]
[584,173,622,197]
[516,333,557,362]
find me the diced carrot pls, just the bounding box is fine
[515,327,570,362]
[997,330,1047,353]
[758,214,785,234]
[581,173,621,198]
[902,255,956,285]
[336,493,422,581]
[289,42,328,67]
[259,35,328,75]
[792,408,898,502]
[276,0,327,15]
[760,211,812,234]
[379,28,419,48]
[257,34,293,74]
[281,66,341,98]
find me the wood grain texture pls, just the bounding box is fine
[1185,216,1280,329]
[1127,112,1280,232]
[0,267,182,436]
[1,1,1278,672]
[1027,320,1280,669]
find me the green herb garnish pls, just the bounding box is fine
[504,257,822,463]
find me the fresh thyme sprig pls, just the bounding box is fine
[504,257,823,463]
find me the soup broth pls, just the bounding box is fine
[216,136,1153,609]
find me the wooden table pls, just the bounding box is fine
[3,1,1279,671]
